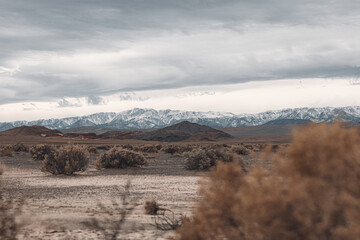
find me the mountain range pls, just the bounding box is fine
[1,106,360,132]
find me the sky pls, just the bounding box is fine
[1,0,360,121]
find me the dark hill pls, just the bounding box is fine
[136,121,233,142]
[0,125,63,137]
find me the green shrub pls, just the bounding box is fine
[173,123,360,240]
[30,144,54,161]
[41,145,89,175]
[96,147,148,169]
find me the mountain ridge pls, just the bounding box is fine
[1,106,360,131]
[135,121,233,142]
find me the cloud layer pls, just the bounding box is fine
[0,0,359,107]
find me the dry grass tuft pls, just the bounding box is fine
[145,200,162,215]
[173,123,360,240]
[144,200,183,231]
[96,147,148,170]
[41,144,89,175]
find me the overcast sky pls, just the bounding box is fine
[1,0,360,121]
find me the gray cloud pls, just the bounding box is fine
[87,95,105,105]
[57,99,82,108]
[119,92,150,101]
[0,0,360,105]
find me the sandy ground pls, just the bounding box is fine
[1,151,202,239]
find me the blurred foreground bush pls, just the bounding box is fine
[173,123,360,240]
[1,168,22,240]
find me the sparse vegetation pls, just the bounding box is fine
[162,145,194,156]
[88,146,98,154]
[84,182,138,240]
[29,144,54,161]
[41,145,89,175]
[144,200,183,231]
[96,145,112,151]
[184,147,236,170]
[0,146,14,157]
[12,143,28,153]
[96,147,148,169]
[145,200,162,215]
[231,145,250,155]
[138,145,159,153]
[173,123,360,240]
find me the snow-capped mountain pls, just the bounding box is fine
[1,106,360,131]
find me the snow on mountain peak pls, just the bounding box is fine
[0,106,360,131]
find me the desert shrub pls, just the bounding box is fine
[139,145,159,153]
[184,148,235,170]
[96,145,112,151]
[184,149,212,170]
[231,145,250,155]
[29,144,54,161]
[121,144,134,150]
[41,145,89,175]
[173,123,360,240]
[0,146,14,157]
[88,146,98,154]
[96,147,148,169]
[162,145,180,155]
[162,145,195,155]
[155,144,163,151]
[12,143,29,153]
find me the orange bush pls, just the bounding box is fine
[173,123,360,240]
